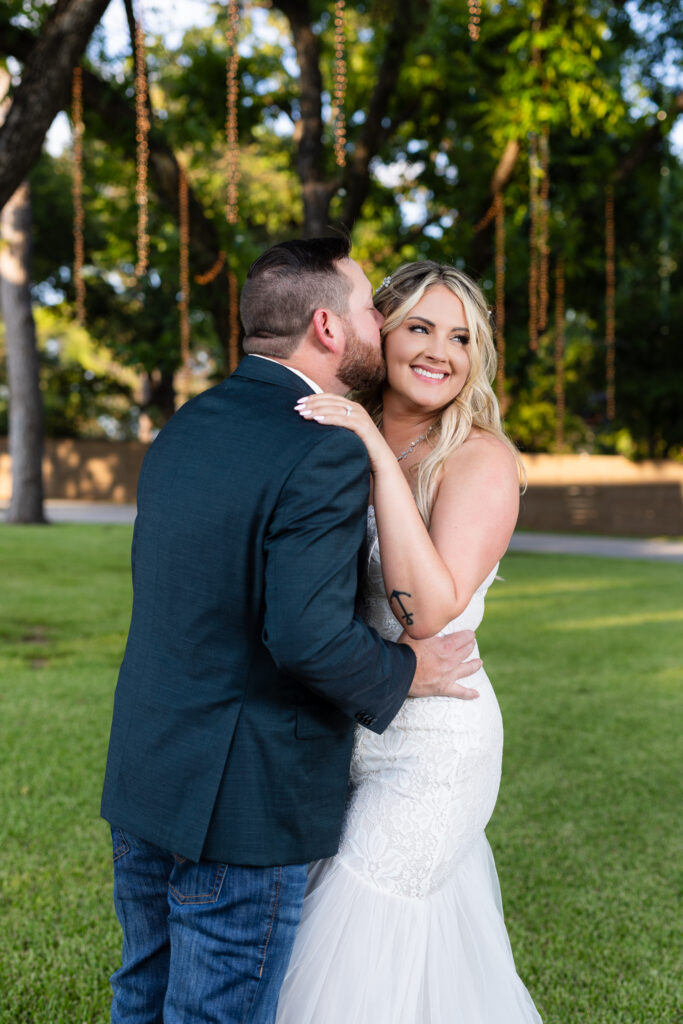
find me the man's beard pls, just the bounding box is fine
[337,323,386,391]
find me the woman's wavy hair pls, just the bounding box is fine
[358,261,525,525]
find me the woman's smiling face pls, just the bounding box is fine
[382,285,471,413]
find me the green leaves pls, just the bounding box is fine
[4,0,680,453]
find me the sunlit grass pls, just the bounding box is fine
[481,552,681,1024]
[1,525,132,1024]
[1,528,680,1023]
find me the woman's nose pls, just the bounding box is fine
[426,332,449,360]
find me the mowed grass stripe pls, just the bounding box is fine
[1,528,680,1023]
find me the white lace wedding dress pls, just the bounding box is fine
[276,508,542,1023]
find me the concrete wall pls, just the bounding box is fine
[0,439,147,504]
[1,441,682,536]
[517,455,683,537]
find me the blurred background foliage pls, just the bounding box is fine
[0,0,681,454]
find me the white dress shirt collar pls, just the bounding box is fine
[249,354,323,394]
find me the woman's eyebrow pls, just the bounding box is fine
[406,315,469,333]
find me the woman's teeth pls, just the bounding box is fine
[412,367,446,380]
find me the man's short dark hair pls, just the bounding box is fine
[241,236,353,358]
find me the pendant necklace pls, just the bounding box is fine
[387,422,436,462]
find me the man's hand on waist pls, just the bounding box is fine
[403,630,481,700]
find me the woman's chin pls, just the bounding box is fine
[387,386,456,414]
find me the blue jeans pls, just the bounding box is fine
[109,827,308,1024]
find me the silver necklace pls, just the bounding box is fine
[394,424,436,462]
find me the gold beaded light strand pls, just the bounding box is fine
[228,268,240,372]
[494,189,506,407]
[178,164,191,401]
[474,199,496,233]
[554,256,565,450]
[605,185,616,421]
[332,0,347,167]
[468,0,481,41]
[71,66,86,325]
[225,0,240,224]
[537,126,550,331]
[133,2,150,276]
[528,133,539,351]
[194,251,226,286]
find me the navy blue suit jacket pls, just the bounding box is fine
[101,356,416,865]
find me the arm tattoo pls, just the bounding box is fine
[390,590,414,626]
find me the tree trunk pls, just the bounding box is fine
[1,181,46,524]
[340,0,431,231]
[278,0,336,237]
[277,0,432,237]
[0,20,234,369]
[137,368,176,438]
[0,0,112,210]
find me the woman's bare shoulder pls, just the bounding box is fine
[431,434,519,521]
[444,430,518,474]
[464,427,509,447]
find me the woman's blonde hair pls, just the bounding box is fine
[359,261,525,525]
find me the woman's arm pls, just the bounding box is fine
[374,435,519,638]
[296,395,519,639]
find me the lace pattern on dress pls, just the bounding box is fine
[339,507,504,898]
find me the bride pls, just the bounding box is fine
[279,261,542,1023]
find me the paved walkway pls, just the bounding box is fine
[508,532,683,563]
[16,501,138,525]
[3,501,683,563]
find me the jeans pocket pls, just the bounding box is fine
[111,827,130,862]
[169,859,228,905]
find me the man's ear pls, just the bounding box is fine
[312,308,343,353]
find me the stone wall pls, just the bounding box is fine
[1,441,682,536]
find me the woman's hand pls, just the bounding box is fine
[295,395,393,475]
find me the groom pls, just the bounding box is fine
[101,236,481,1024]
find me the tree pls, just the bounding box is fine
[0,0,681,456]
[0,0,112,208]
[0,186,46,522]
[0,68,45,523]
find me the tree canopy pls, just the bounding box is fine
[0,0,681,456]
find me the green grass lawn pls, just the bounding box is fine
[0,525,680,1023]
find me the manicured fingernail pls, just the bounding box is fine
[297,408,313,417]
[313,415,325,422]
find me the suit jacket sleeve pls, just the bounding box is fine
[263,428,416,734]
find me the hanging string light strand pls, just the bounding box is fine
[225,0,241,223]
[133,3,150,276]
[605,185,616,421]
[332,0,347,167]
[178,164,191,399]
[228,268,240,372]
[468,0,481,41]
[474,198,496,233]
[71,66,86,325]
[195,250,226,286]
[538,126,550,331]
[494,189,506,407]
[528,132,540,351]
[555,256,565,450]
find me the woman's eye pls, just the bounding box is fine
[409,325,428,334]
[452,334,469,345]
